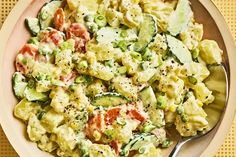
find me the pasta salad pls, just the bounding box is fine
[12,0,223,156]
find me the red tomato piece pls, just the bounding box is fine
[15,44,39,74]
[42,30,63,46]
[20,44,38,58]
[66,23,90,40]
[110,140,119,154]
[129,109,146,122]
[54,8,65,31]
[66,23,90,52]
[104,108,121,125]
[85,113,104,140]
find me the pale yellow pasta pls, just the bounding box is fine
[133,143,162,157]
[38,134,58,153]
[41,109,64,133]
[183,62,210,82]
[112,76,138,100]
[141,0,176,31]
[50,87,70,113]
[89,62,115,81]
[159,74,185,99]
[89,144,116,157]
[192,82,215,105]
[180,22,204,50]
[14,99,41,121]
[199,39,223,64]
[27,114,46,142]
[54,124,77,151]
[175,93,208,136]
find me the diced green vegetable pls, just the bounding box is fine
[130,51,142,61]
[86,22,99,33]
[117,40,128,52]
[60,39,75,51]
[156,95,167,109]
[77,60,88,70]
[142,122,156,133]
[120,30,128,38]
[161,139,171,148]
[176,105,184,115]
[117,66,127,75]
[139,86,157,107]
[188,76,198,85]
[120,134,158,157]
[39,43,53,55]
[95,15,107,27]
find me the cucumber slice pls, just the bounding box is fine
[12,72,28,99]
[167,0,193,36]
[139,86,157,107]
[24,86,48,102]
[38,0,62,29]
[120,134,158,156]
[134,14,157,52]
[92,92,129,107]
[25,17,40,36]
[166,34,192,63]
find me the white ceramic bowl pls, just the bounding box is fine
[0,0,236,157]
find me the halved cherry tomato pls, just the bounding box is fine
[129,109,146,122]
[104,108,121,125]
[15,44,39,74]
[85,113,104,140]
[54,8,65,31]
[42,30,63,46]
[66,23,90,52]
[74,37,86,52]
[66,23,90,40]
[20,44,38,58]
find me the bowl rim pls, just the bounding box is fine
[0,0,236,157]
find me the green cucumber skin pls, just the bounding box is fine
[134,14,157,52]
[92,92,129,107]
